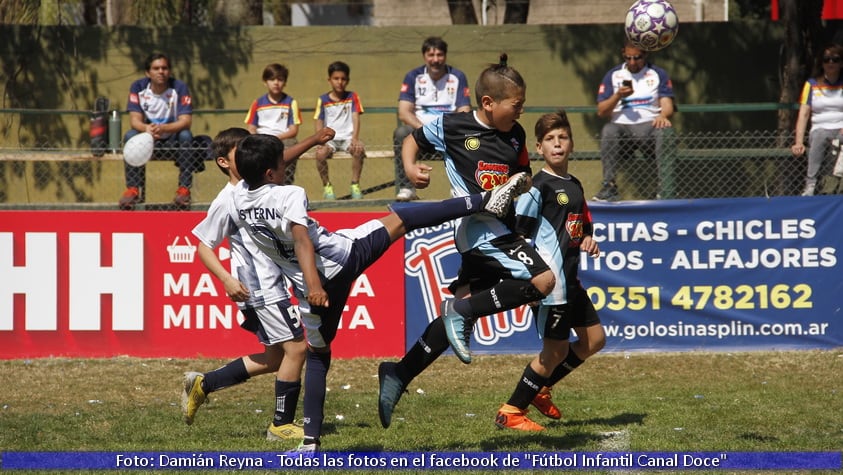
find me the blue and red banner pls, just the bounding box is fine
[404,196,843,354]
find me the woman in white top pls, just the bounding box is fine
[792,43,843,196]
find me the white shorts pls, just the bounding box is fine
[324,138,363,155]
[240,300,304,345]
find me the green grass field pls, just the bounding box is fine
[1,350,841,474]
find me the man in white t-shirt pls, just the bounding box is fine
[594,41,675,201]
[393,36,471,201]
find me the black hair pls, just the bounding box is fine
[235,134,285,187]
[422,36,448,55]
[211,127,250,176]
[328,61,350,77]
[144,53,170,71]
[474,53,525,104]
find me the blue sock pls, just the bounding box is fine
[303,349,331,444]
[392,194,483,231]
[201,358,249,393]
[272,379,301,426]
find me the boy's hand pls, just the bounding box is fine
[581,235,600,257]
[317,127,335,144]
[307,287,329,307]
[223,277,250,302]
[410,164,433,189]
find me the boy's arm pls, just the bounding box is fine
[284,127,335,163]
[291,222,329,307]
[197,243,250,301]
[401,133,432,188]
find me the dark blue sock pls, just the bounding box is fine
[303,349,332,444]
[392,194,483,231]
[201,358,249,393]
[272,379,301,426]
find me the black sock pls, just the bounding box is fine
[272,379,301,426]
[454,279,542,320]
[391,194,483,231]
[506,364,547,409]
[547,350,585,387]
[201,358,249,394]
[397,318,449,383]
[302,349,331,443]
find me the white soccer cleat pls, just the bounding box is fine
[483,172,530,218]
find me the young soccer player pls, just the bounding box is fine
[184,126,335,441]
[313,61,366,200]
[245,63,302,185]
[378,54,557,429]
[495,110,605,431]
[226,133,528,451]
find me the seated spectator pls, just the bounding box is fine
[119,53,201,211]
[594,40,675,202]
[393,36,471,201]
[791,43,843,196]
[245,63,302,185]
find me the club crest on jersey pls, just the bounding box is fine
[556,191,570,206]
[464,137,480,151]
[509,137,521,150]
[566,213,584,244]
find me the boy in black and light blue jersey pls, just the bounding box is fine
[377,55,555,430]
[495,110,605,431]
[223,133,527,451]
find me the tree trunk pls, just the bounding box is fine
[447,0,478,24]
[503,0,529,24]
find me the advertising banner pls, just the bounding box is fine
[0,211,404,359]
[403,196,843,354]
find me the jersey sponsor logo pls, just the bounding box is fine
[400,83,409,93]
[129,93,139,104]
[462,87,470,97]
[181,96,192,106]
[474,161,510,190]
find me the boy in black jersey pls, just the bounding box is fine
[378,56,556,429]
[495,110,605,431]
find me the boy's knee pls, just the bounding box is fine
[533,270,556,296]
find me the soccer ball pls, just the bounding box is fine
[625,0,679,52]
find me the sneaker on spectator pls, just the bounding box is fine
[396,187,418,202]
[350,183,364,200]
[173,186,191,210]
[592,181,619,202]
[323,184,336,200]
[801,183,816,197]
[119,187,141,211]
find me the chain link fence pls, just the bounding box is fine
[3,122,843,210]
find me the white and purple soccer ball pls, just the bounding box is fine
[625,0,679,52]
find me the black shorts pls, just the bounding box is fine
[304,220,392,348]
[534,285,600,341]
[448,233,551,294]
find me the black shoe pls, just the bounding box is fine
[593,182,619,202]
